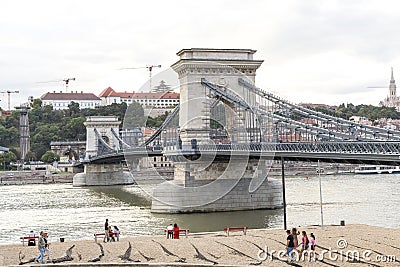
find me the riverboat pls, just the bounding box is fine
[354,165,400,174]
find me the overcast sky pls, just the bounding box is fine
[1,0,400,110]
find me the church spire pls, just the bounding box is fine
[389,67,397,106]
[391,67,395,82]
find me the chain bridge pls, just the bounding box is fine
[74,48,400,213]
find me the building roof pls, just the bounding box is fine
[99,87,116,97]
[41,92,101,101]
[99,88,179,99]
[99,87,135,98]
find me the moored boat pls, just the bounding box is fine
[355,165,400,174]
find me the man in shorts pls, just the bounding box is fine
[104,219,109,242]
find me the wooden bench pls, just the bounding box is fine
[224,226,247,236]
[94,232,121,242]
[164,229,189,238]
[94,233,106,242]
[20,235,39,246]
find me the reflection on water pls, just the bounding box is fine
[89,186,151,207]
[0,173,399,244]
[153,209,282,233]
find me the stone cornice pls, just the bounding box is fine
[171,60,263,79]
[176,48,257,56]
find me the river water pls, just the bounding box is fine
[0,173,399,244]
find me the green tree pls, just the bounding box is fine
[68,101,80,117]
[0,151,17,170]
[41,150,60,163]
[30,98,42,110]
[24,151,37,162]
[123,102,145,128]
[31,124,60,157]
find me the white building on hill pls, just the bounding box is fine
[41,91,101,110]
[99,87,179,109]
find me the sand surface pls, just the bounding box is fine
[0,224,399,266]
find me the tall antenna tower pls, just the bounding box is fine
[15,105,31,161]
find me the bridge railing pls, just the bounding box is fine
[165,141,400,154]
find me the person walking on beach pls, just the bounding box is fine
[291,227,300,247]
[43,232,51,261]
[286,230,295,262]
[310,233,316,251]
[34,231,46,264]
[104,219,109,242]
[173,223,180,239]
[298,231,309,260]
[309,232,316,260]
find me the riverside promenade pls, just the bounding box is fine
[1,224,398,266]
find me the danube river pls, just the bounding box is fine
[0,173,399,244]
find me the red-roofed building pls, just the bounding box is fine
[41,91,101,110]
[99,87,180,109]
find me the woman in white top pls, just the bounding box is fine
[113,226,120,241]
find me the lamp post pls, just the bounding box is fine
[318,160,324,227]
[281,156,287,230]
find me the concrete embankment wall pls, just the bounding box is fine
[0,174,73,185]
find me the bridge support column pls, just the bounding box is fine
[73,162,133,186]
[151,158,282,213]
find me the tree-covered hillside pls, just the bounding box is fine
[0,99,155,160]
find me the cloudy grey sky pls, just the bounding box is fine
[1,0,400,110]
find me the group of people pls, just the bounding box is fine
[166,223,180,239]
[286,227,316,262]
[103,218,120,242]
[33,231,50,264]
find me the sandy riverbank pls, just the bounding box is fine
[0,224,398,266]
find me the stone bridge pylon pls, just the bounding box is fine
[84,116,121,158]
[152,48,283,213]
[73,116,133,186]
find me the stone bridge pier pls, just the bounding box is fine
[73,162,132,186]
[152,48,283,213]
[152,156,282,213]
